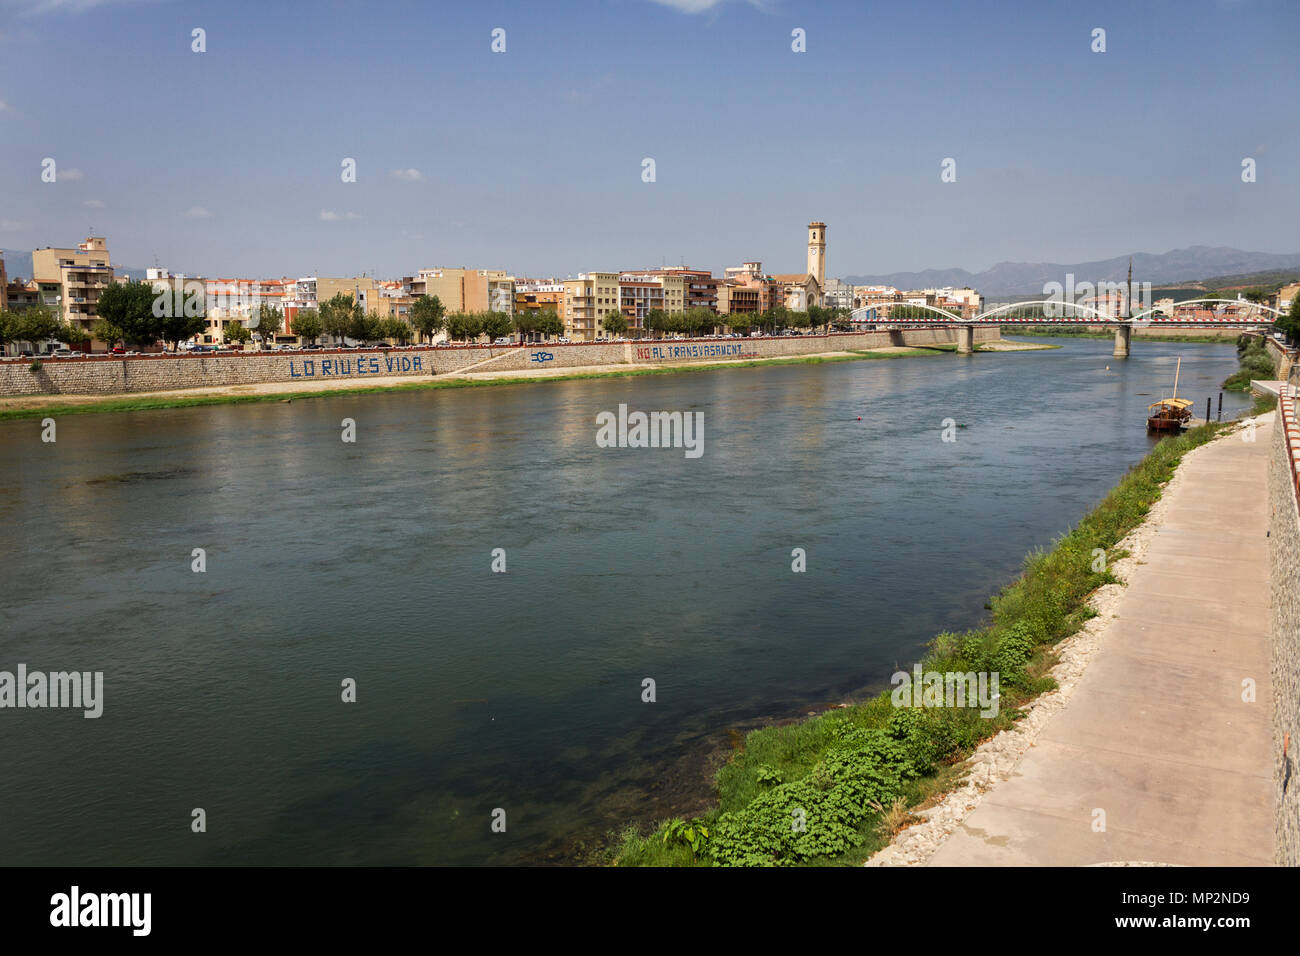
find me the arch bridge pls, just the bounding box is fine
[848,298,1285,356]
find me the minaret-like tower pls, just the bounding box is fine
[807,221,826,290]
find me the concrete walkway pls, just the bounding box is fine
[929,420,1275,866]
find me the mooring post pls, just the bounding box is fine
[1218,392,1223,421]
[1206,397,1211,424]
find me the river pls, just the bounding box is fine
[0,338,1252,864]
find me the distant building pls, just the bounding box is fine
[1277,282,1300,314]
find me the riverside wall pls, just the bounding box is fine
[1271,388,1300,865]
[0,327,1000,397]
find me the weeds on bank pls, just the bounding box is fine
[1223,335,1278,391]
[613,419,1230,867]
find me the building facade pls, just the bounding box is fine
[32,236,115,338]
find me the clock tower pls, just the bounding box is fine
[807,221,826,291]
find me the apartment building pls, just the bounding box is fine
[717,280,761,315]
[405,268,515,314]
[635,267,714,312]
[0,255,6,311]
[821,277,855,311]
[32,236,115,337]
[562,272,620,341]
[514,280,566,319]
[723,262,784,312]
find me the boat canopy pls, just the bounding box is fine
[1148,398,1193,411]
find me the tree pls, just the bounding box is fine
[253,304,283,347]
[602,310,627,337]
[446,312,483,342]
[382,317,413,344]
[97,280,162,347]
[291,308,323,345]
[807,304,830,333]
[534,308,563,339]
[726,313,753,335]
[13,306,72,349]
[91,317,126,349]
[161,308,208,351]
[481,311,513,340]
[1278,294,1300,346]
[224,320,252,346]
[409,294,446,344]
[320,292,359,346]
[645,309,669,338]
[0,310,18,355]
[348,309,382,343]
[513,310,539,341]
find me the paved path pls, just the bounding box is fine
[929,420,1275,866]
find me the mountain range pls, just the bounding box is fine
[844,246,1300,298]
[1,249,149,282]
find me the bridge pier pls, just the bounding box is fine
[1113,324,1131,359]
[955,324,974,354]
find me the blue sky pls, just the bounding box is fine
[1,0,1297,279]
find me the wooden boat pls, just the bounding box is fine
[1146,357,1192,431]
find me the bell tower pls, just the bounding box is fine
[807,221,826,289]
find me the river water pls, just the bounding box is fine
[0,338,1251,864]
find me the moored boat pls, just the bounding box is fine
[1146,356,1192,432]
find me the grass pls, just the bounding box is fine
[611,415,1238,867]
[0,348,945,423]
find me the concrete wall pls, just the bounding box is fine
[0,327,1000,397]
[1270,390,1300,864]
[1265,336,1294,381]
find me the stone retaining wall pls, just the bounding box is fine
[1270,389,1300,864]
[0,327,1000,397]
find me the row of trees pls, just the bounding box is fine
[93,280,208,350]
[0,306,84,353]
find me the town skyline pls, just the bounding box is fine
[2,0,1297,278]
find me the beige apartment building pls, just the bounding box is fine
[563,272,620,340]
[32,236,115,337]
[405,268,515,314]
[0,255,6,311]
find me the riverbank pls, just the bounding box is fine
[877,406,1275,866]
[612,395,1274,867]
[0,345,962,422]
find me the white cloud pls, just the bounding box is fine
[60,167,84,180]
[389,168,424,182]
[648,0,764,13]
[185,206,211,219]
[319,210,361,221]
[84,198,105,208]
